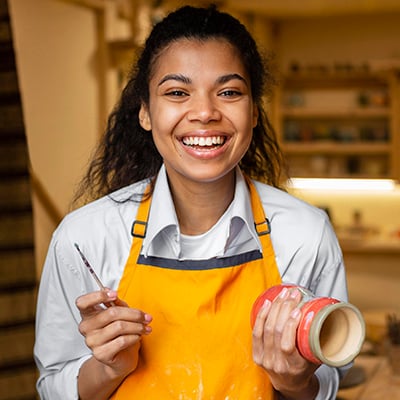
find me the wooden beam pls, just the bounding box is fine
[224,0,400,17]
[29,166,63,226]
[55,0,108,130]
[95,6,108,128]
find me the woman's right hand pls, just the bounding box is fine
[76,289,152,399]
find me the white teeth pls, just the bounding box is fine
[182,136,225,146]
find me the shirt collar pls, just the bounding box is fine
[142,164,178,254]
[229,169,262,250]
[141,164,261,257]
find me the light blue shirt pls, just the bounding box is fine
[34,165,349,399]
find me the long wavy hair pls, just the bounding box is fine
[73,5,287,205]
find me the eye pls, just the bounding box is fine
[219,89,242,98]
[165,89,188,97]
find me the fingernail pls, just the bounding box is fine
[106,290,117,298]
[291,308,301,319]
[279,287,288,299]
[262,299,271,309]
[145,325,152,333]
[290,289,300,299]
[144,313,153,322]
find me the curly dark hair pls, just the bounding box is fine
[73,4,287,205]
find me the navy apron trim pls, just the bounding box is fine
[136,249,263,270]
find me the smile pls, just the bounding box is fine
[182,136,226,147]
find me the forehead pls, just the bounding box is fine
[150,38,247,79]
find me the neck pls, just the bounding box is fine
[167,171,236,236]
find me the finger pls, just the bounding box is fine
[275,288,302,327]
[101,306,152,327]
[253,299,271,337]
[79,305,152,335]
[76,290,118,314]
[112,296,129,307]
[252,299,271,363]
[281,307,302,354]
[102,288,119,308]
[85,317,151,349]
[267,286,290,325]
[261,287,302,355]
[91,332,142,364]
[261,287,290,348]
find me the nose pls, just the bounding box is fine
[187,94,221,124]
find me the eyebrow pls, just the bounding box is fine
[157,73,247,87]
[158,74,191,86]
[217,73,247,85]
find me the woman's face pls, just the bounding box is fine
[139,38,258,186]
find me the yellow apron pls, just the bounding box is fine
[112,179,281,399]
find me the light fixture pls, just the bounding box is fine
[288,178,396,191]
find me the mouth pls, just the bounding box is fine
[182,135,227,149]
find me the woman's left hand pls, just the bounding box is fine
[252,287,320,399]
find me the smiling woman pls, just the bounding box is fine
[138,39,257,187]
[34,5,350,400]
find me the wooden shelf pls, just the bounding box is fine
[282,142,391,155]
[282,72,388,89]
[281,107,390,119]
[339,238,400,255]
[273,70,400,179]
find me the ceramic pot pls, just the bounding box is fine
[250,284,365,367]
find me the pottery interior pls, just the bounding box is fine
[311,302,365,366]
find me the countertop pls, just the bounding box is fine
[337,355,400,400]
[339,238,400,254]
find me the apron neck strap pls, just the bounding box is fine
[244,176,271,237]
[131,185,152,238]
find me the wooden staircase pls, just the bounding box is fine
[0,0,38,399]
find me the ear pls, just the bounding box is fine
[139,104,152,131]
[252,105,259,128]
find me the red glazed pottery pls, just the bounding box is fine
[250,284,365,367]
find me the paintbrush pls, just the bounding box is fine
[74,243,115,306]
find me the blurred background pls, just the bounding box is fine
[1,0,400,398]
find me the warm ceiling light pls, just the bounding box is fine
[288,178,396,191]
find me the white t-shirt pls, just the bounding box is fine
[34,165,349,399]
